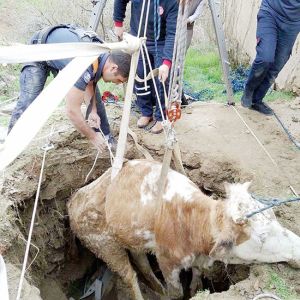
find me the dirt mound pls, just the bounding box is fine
[0,100,299,299]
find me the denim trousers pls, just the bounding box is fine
[244,9,300,104]
[8,64,110,136]
[135,43,168,121]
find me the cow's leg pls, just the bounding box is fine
[130,251,166,295]
[190,267,203,296]
[156,255,183,299]
[84,232,144,300]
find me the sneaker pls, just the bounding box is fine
[181,93,189,106]
[241,90,253,108]
[251,102,273,115]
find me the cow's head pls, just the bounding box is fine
[210,182,300,268]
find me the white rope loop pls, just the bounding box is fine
[85,126,115,183]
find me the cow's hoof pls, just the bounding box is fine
[148,280,167,296]
[167,286,183,299]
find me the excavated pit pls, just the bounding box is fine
[1,101,300,299]
[10,153,250,300]
[1,141,249,299]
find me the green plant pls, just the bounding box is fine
[267,271,297,300]
[183,47,294,103]
[0,64,21,102]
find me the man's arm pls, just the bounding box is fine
[84,83,101,129]
[113,0,130,38]
[65,86,105,151]
[159,1,179,82]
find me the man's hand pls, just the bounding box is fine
[91,133,107,153]
[158,64,170,82]
[87,111,101,129]
[114,26,125,40]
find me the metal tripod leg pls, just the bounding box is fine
[208,0,234,105]
[88,0,108,32]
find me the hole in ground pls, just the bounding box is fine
[9,153,250,299]
[12,192,250,300]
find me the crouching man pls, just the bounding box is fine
[8,24,132,152]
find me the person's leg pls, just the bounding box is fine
[8,64,48,132]
[252,20,300,105]
[135,50,154,127]
[241,9,277,107]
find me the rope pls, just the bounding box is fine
[253,293,282,300]
[141,43,166,126]
[245,195,300,219]
[143,0,151,38]
[16,134,54,300]
[137,0,147,37]
[231,105,298,197]
[231,105,278,167]
[127,127,153,160]
[140,43,149,91]
[85,126,115,183]
[168,1,189,105]
[135,68,159,83]
[273,110,300,150]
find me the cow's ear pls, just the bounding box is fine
[209,239,234,259]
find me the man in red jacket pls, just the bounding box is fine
[114,0,178,134]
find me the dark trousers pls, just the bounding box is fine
[135,43,167,121]
[244,9,300,104]
[8,64,110,136]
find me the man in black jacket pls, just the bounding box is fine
[241,0,300,115]
[114,0,178,133]
[9,24,131,152]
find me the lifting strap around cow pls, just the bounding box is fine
[155,0,191,199]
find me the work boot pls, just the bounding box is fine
[137,116,153,128]
[251,102,273,115]
[150,121,163,134]
[181,93,189,106]
[241,89,253,108]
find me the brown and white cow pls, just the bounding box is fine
[68,159,300,300]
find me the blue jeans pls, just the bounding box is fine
[8,64,111,136]
[135,43,167,121]
[244,9,300,104]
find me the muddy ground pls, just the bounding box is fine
[0,99,300,300]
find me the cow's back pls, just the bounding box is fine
[105,160,160,250]
[105,159,202,252]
